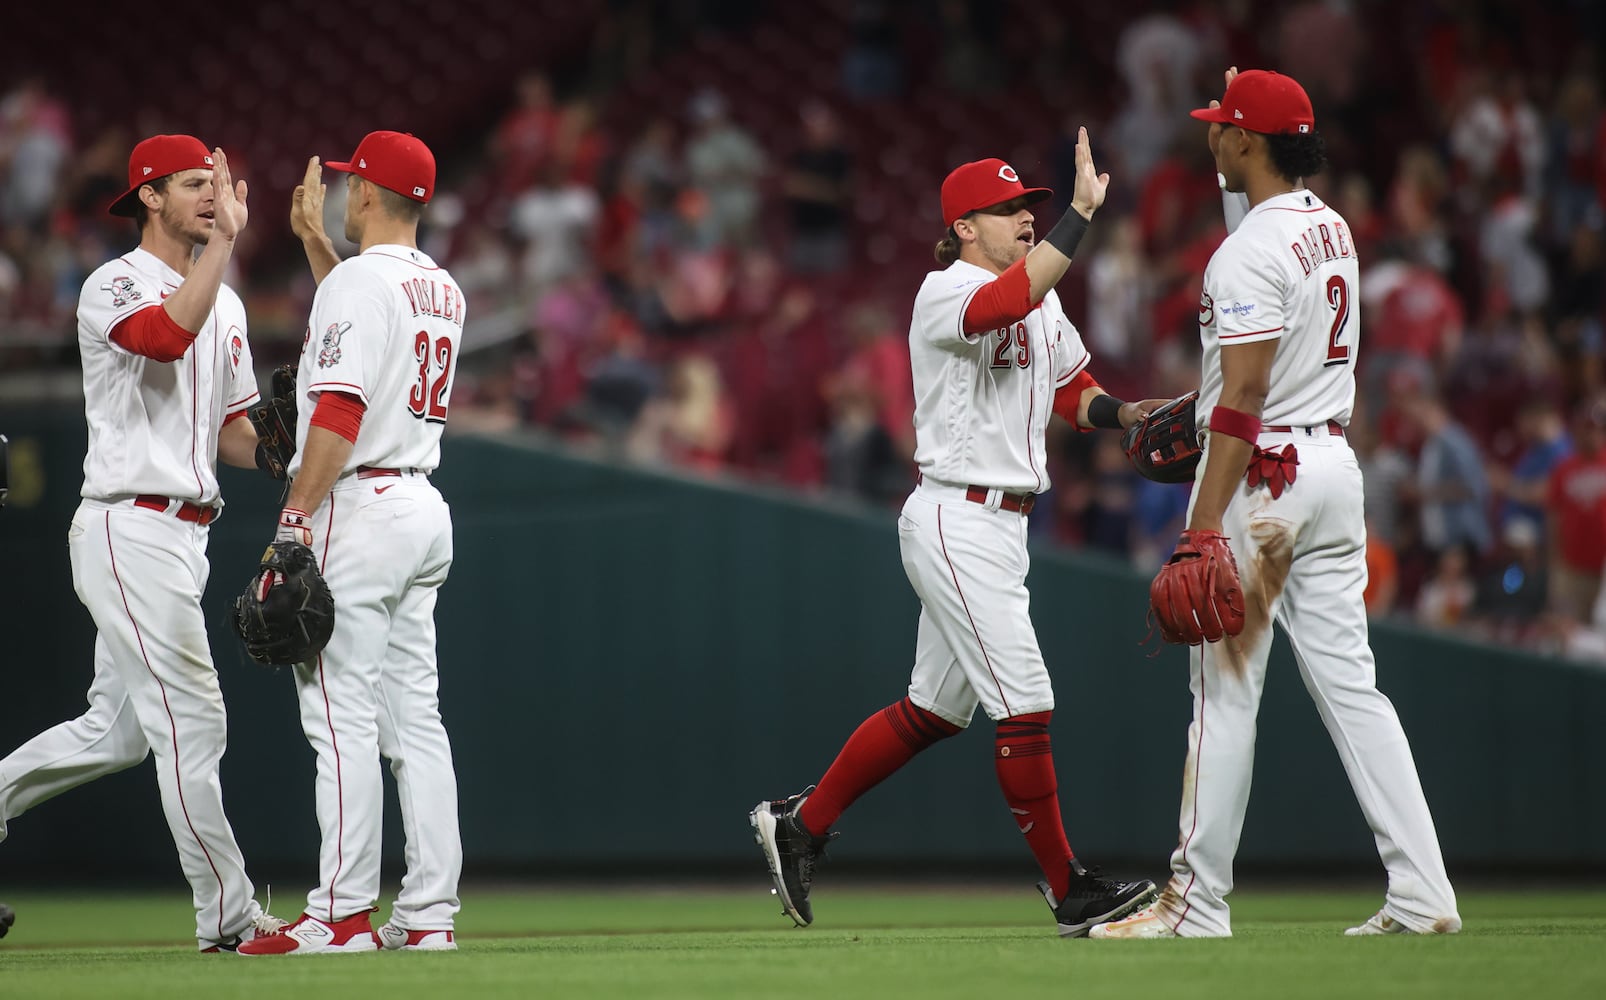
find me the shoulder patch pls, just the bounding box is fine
[317,321,351,369]
[100,276,142,308]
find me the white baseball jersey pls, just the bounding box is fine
[290,244,465,476]
[77,248,259,504]
[1196,190,1360,428]
[909,259,1091,493]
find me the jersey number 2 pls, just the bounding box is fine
[408,331,454,423]
[1324,275,1351,367]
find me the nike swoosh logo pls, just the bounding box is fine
[374,484,395,494]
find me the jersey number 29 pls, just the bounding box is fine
[1323,275,1351,368]
[408,331,454,423]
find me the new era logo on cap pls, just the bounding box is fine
[327,133,436,204]
[143,167,153,176]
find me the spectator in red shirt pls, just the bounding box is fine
[493,73,561,196]
[1546,398,1606,621]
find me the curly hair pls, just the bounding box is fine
[1266,130,1328,183]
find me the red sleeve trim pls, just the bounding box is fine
[309,390,366,444]
[961,258,1033,334]
[1053,369,1101,426]
[224,409,247,425]
[107,306,197,362]
[1218,326,1284,341]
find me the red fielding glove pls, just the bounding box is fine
[1149,530,1247,645]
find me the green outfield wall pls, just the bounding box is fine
[2,403,1602,882]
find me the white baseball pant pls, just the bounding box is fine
[0,500,263,947]
[1154,427,1460,936]
[294,473,461,930]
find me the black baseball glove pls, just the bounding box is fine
[1121,391,1202,484]
[231,541,335,667]
[248,364,298,481]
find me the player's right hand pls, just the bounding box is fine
[1069,127,1110,219]
[210,148,248,241]
[290,157,328,243]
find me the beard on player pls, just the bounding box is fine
[969,210,1035,273]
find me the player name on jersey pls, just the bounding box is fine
[400,278,466,327]
[1288,219,1355,277]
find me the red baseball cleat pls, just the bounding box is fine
[237,909,379,956]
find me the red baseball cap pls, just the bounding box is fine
[1190,69,1315,135]
[108,134,215,217]
[326,131,436,203]
[940,158,1052,228]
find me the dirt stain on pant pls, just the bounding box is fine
[1220,520,1294,677]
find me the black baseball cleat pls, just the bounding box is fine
[1036,859,1159,938]
[0,901,14,939]
[749,786,838,927]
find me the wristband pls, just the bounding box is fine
[1043,208,1090,259]
[1086,393,1125,430]
[1208,405,1261,444]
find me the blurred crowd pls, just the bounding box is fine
[3,1,1606,659]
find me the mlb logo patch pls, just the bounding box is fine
[413,186,425,197]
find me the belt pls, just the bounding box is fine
[965,485,1035,514]
[1263,420,1344,437]
[134,495,218,525]
[355,466,427,479]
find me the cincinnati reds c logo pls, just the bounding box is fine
[998,164,1019,182]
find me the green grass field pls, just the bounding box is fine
[1,883,1602,999]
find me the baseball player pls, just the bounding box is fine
[239,132,463,955]
[751,130,1167,937]
[1091,69,1461,939]
[0,135,284,951]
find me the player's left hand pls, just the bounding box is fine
[1119,398,1173,430]
[1069,127,1110,219]
[290,157,327,244]
[1149,529,1246,646]
[276,507,312,547]
[209,148,249,241]
[1206,66,1240,161]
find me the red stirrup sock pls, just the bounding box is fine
[798,698,961,835]
[995,711,1075,900]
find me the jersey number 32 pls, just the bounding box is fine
[408,331,455,423]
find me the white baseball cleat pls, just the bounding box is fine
[378,922,457,951]
[1088,906,1178,939]
[1344,909,1461,936]
[1345,910,1409,935]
